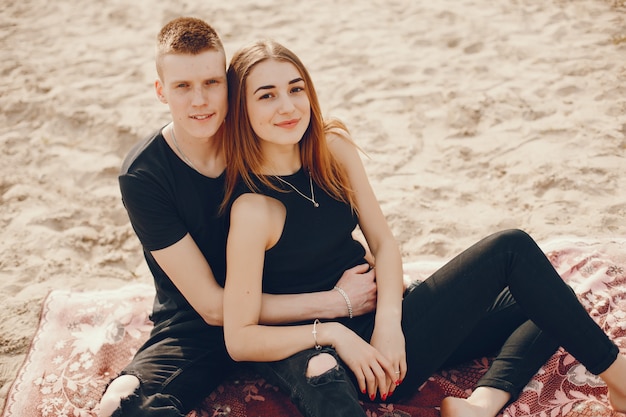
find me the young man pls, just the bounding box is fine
[97,17,377,417]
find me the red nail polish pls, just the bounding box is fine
[361,388,366,394]
[381,393,387,401]
[370,394,375,401]
[395,379,401,386]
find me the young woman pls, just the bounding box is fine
[221,39,626,417]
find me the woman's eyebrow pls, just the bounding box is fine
[254,78,304,94]
[254,84,274,94]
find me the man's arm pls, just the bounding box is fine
[153,233,377,327]
[260,262,377,324]
[152,234,225,325]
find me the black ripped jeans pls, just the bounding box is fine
[255,229,619,417]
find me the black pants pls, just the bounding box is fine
[111,315,238,417]
[258,229,619,417]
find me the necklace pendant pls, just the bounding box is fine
[273,171,320,208]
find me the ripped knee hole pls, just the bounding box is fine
[111,375,140,395]
[305,352,338,378]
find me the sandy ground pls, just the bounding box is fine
[1,0,625,409]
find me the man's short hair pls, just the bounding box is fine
[156,17,224,79]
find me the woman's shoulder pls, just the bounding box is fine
[230,191,284,235]
[324,118,351,143]
[325,129,361,166]
[231,178,275,211]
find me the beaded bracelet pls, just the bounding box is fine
[333,286,353,319]
[312,319,322,350]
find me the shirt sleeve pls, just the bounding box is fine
[119,171,187,252]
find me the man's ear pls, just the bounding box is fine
[155,79,167,104]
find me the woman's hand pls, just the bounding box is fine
[327,322,397,401]
[334,263,377,317]
[370,320,407,399]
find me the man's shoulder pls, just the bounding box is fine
[120,128,164,176]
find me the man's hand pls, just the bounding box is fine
[334,263,377,317]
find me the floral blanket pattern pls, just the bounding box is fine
[2,239,625,417]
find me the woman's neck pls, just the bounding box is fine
[260,144,302,176]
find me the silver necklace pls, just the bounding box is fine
[170,125,199,172]
[273,172,320,208]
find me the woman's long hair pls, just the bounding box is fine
[220,39,356,213]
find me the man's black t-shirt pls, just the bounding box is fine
[119,128,227,325]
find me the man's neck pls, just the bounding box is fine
[165,123,226,178]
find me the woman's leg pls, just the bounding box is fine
[395,229,619,411]
[254,347,366,417]
[436,318,561,417]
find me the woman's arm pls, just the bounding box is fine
[327,131,406,394]
[224,193,395,397]
[224,192,323,360]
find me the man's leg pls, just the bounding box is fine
[98,319,236,417]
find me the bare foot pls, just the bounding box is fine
[440,397,486,417]
[440,388,509,417]
[608,387,626,413]
[600,354,626,413]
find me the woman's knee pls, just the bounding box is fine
[305,352,338,378]
[97,374,140,417]
[490,229,538,252]
[495,228,530,243]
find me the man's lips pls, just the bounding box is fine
[190,113,213,120]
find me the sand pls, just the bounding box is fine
[1,0,625,409]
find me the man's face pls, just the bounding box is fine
[156,50,228,141]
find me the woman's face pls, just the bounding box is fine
[245,59,311,149]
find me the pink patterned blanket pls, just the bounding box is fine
[2,239,626,417]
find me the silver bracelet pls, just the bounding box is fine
[333,286,353,319]
[312,319,322,350]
